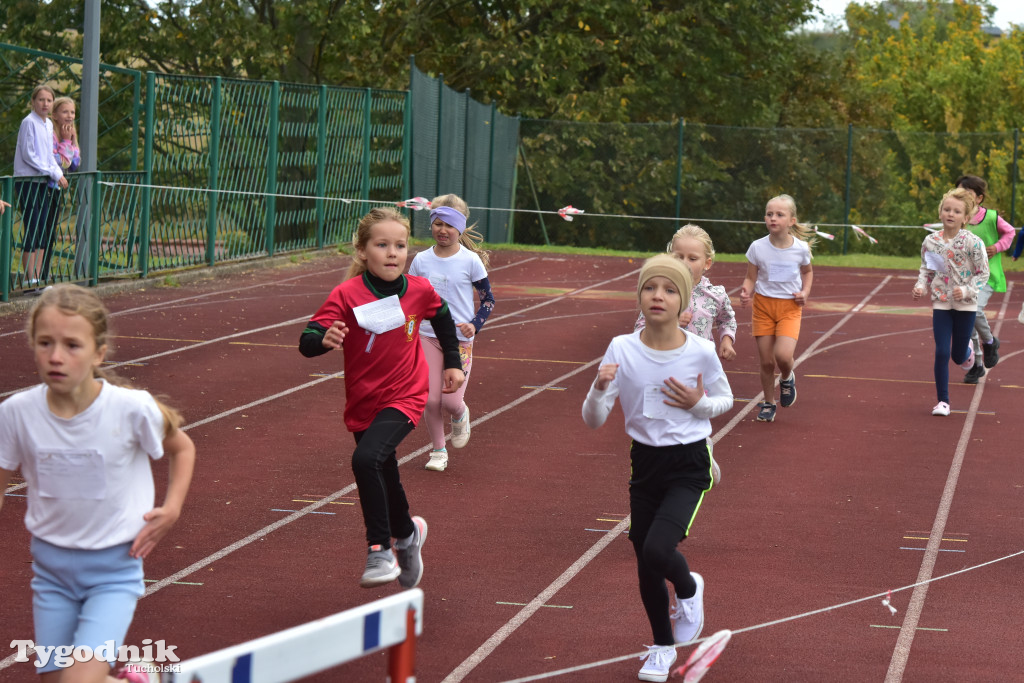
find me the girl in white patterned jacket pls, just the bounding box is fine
[635,225,737,362]
[912,187,989,417]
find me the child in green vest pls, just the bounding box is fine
[954,175,1015,383]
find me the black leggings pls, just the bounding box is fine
[629,440,712,645]
[351,408,416,548]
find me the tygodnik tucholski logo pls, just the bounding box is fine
[10,639,181,670]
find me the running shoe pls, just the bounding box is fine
[779,373,797,407]
[756,402,776,422]
[396,516,428,589]
[671,573,705,645]
[116,663,161,683]
[450,405,471,448]
[425,448,448,472]
[962,364,985,384]
[931,401,950,417]
[638,645,677,682]
[982,337,1000,368]
[360,545,400,587]
[958,345,975,371]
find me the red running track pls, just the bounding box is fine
[1,250,1022,682]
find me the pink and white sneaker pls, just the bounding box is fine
[959,345,975,371]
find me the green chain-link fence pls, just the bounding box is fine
[514,119,1021,256]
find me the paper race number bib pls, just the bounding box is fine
[35,449,106,499]
[353,295,406,334]
[924,251,947,273]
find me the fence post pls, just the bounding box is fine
[518,143,550,246]
[361,88,372,203]
[402,86,413,204]
[674,118,684,220]
[486,102,497,242]
[1,176,11,302]
[130,71,142,172]
[436,74,444,197]
[1012,128,1019,227]
[89,171,101,285]
[265,81,280,257]
[315,84,327,249]
[207,76,221,267]
[140,71,155,279]
[842,123,853,255]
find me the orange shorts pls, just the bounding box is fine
[752,293,802,339]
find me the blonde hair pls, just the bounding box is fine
[51,97,78,145]
[667,223,715,262]
[346,207,411,280]
[938,187,977,229]
[431,194,490,268]
[27,285,183,437]
[767,194,817,252]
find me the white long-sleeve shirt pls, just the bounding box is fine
[582,330,733,446]
[14,111,63,182]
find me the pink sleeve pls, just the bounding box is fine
[994,214,1015,252]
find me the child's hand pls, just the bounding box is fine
[678,310,693,327]
[0,199,10,215]
[739,286,752,308]
[953,286,964,301]
[719,337,736,362]
[662,374,704,410]
[986,244,997,257]
[456,322,476,338]
[912,286,924,300]
[442,368,465,394]
[130,506,182,559]
[57,176,68,190]
[793,289,808,306]
[322,321,348,349]
[594,363,618,391]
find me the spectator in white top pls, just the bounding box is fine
[14,84,68,288]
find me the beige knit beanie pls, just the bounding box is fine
[637,253,693,316]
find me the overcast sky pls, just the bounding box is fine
[806,1,1024,31]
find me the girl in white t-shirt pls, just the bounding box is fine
[0,284,196,683]
[738,194,815,423]
[408,194,495,472]
[583,254,733,682]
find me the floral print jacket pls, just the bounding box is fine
[915,229,989,310]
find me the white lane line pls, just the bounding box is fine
[884,281,1016,682]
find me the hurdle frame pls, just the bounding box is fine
[166,588,423,683]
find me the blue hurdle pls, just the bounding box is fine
[166,588,423,682]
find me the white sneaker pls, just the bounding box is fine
[450,405,471,449]
[959,345,975,371]
[425,449,448,472]
[671,573,704,644]
[711,457,721,486]
[638,645,677,682]
[931,401,950,417]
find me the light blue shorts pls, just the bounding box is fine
[31,537,144,674]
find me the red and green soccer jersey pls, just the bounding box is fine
[310,274,447,432]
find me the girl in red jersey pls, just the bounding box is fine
[299,207,465,589]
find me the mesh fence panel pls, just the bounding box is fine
[517,120,1022,256]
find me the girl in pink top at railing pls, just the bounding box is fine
[634,224,737,362]
[39,96,82,283]
[0,284,196,683]
[912,187,989,417]
[408,194,495,473]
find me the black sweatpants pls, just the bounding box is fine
[629,438,713,645]
[351,408,417,549]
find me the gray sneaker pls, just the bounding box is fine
[450,405,471,448]
[360,545,399,588]
[396,516,428,588]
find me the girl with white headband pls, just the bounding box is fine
[408,194,495,472]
